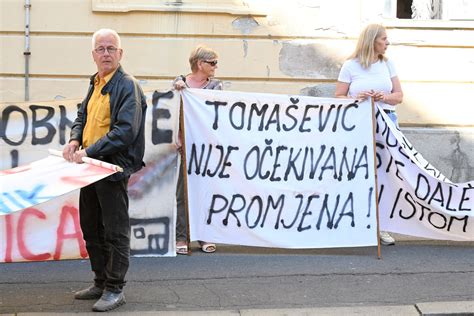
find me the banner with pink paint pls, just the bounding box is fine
[0,154,118,215]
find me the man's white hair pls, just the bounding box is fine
[91,29,121,49]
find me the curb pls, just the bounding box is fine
[6,301,474,316]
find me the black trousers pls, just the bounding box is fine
[175,159,187,242]
[79,176,130,293]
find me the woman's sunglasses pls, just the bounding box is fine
[203,60,218,66]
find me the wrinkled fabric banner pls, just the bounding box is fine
[182,89,379,248]
[376,108,473,241]
[0,155,117,263]
[0,154,117,215]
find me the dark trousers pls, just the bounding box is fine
[79,176,130,293]
[175,159,187,242]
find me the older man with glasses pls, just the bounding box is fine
[62,28,147,312]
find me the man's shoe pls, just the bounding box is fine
[380,231,395,246]
[74,285,103,300]
[92,291,126,312]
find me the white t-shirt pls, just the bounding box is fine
[337,58,397,111]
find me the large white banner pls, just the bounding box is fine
[182,89,379,248]
[376,109,473,241]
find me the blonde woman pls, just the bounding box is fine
[173,45,222,254]
[335,24,403,245]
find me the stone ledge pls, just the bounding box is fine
[416,300,474,316]
[91,0,267,16]
[240,305,420,315]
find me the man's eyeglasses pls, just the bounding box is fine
[203,60,218,66]
[94,46,119,55]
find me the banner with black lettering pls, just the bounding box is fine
[0,91,180,262]
[182,89,378,248]
[376,109,473,241]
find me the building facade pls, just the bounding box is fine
[1,0,473,181]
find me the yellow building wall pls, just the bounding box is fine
[1,0,473,127]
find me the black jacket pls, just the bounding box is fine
[70,65,147,181]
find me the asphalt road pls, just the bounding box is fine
[0,241,473,314]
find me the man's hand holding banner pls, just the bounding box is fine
[0,151,120,215]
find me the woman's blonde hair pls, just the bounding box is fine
[189,45,218,72]
[349,24,387,68]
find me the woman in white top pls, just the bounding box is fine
[335,24,403,245]
[335,23,403,126]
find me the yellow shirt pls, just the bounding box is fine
[82,71,115,149]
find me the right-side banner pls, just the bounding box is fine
[376,108,473,241]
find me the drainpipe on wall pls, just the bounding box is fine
[24,0,31,101]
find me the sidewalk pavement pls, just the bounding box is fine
[2,301,473,316]
[2,240,472,316]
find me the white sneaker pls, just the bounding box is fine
[380,231,395,246]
